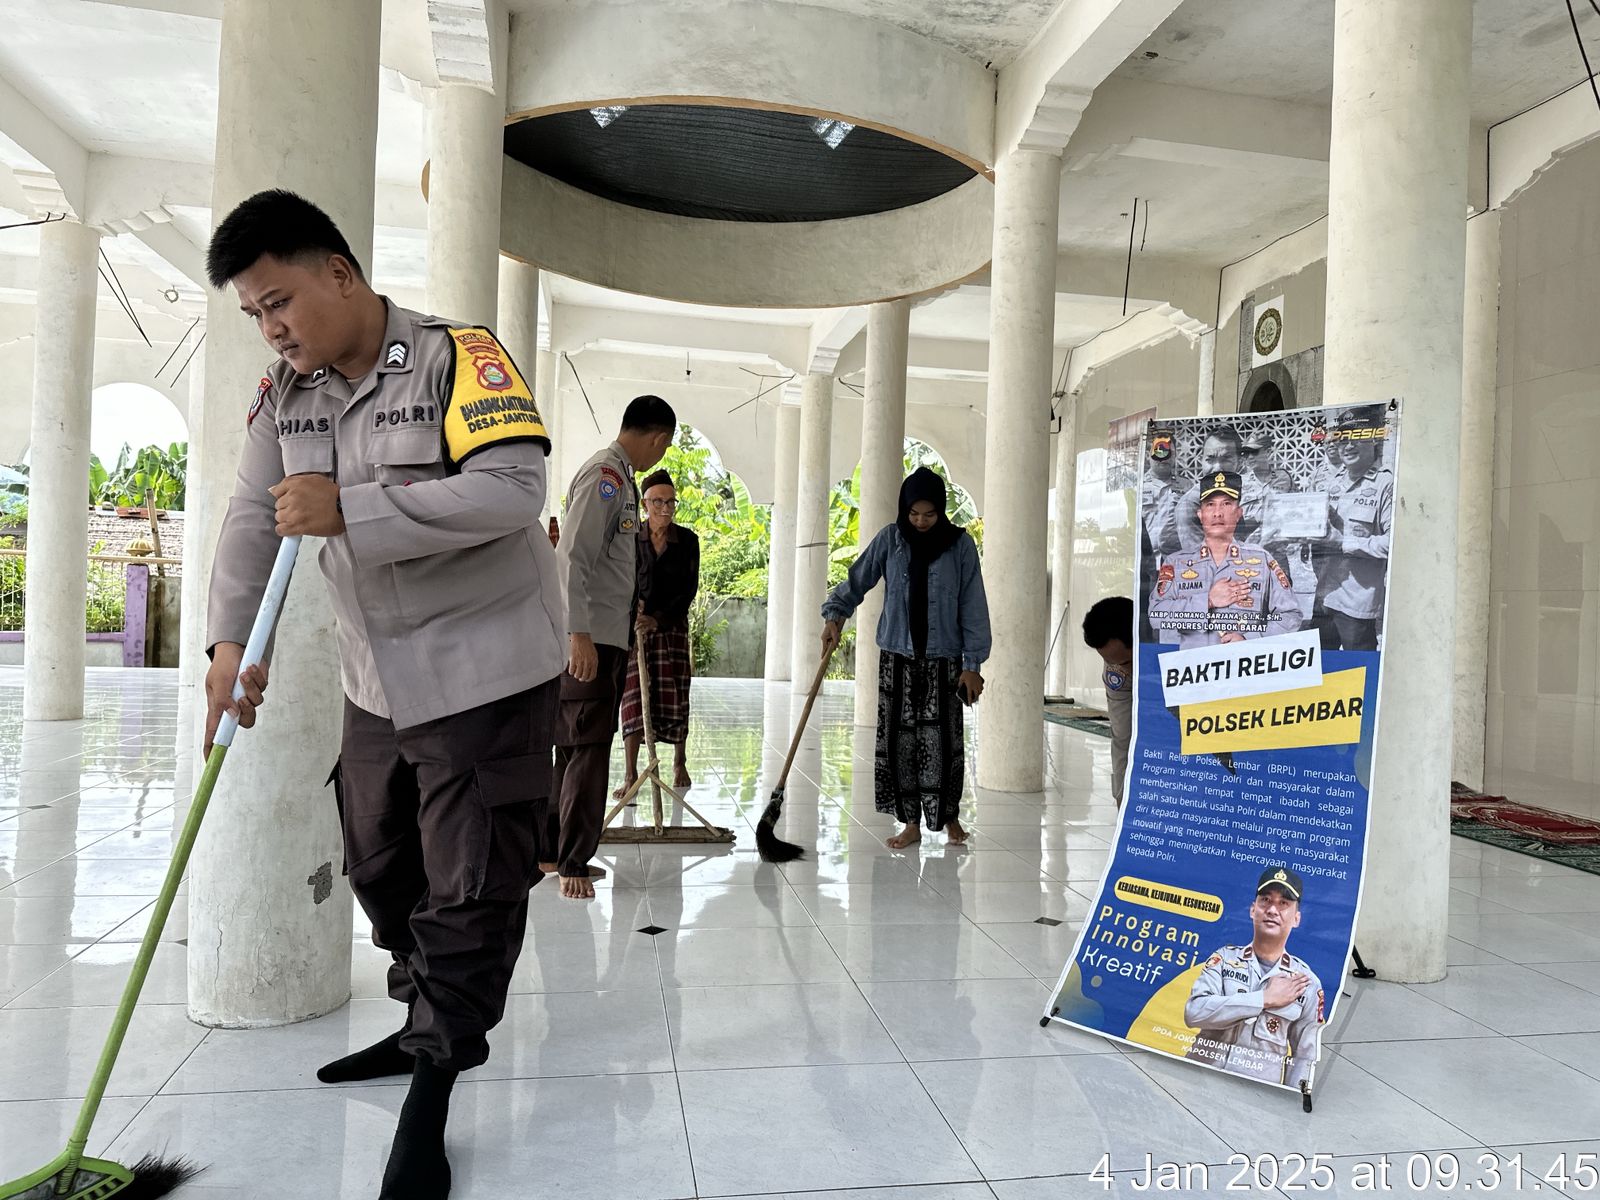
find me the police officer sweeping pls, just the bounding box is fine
[1184,867,1325,1087]
[548,396,676,899]
[201,190,564,1200]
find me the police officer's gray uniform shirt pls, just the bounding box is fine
[206,300,567,729]
[1314,464,1394,621]
[1184,945,1324,1086]
[1148,539,1302,649]
[557,441,639,651]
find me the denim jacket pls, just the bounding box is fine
[822,524,992,671]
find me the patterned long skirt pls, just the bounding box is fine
[874,652,965,829]
[619,628,693,744]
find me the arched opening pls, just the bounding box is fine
[85,384,191,529]
[639,422,770,680]
[653,422,765,598]
[1242,363,1297,414]
[904,437,977,530]
[1248,380,1285,412]
[90,383,189,479]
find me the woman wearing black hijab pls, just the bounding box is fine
[821,467,992,847]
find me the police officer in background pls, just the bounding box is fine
[548,397,676,900]
[1082,597,1134,806]
[1149,471,1301,649]
[1141,430,1183,561]
[1184,867,1325,1088]
[1239,427,1297,564]
[201,190,564,1199]
[1311,406,1393,651]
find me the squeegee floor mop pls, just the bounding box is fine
[600,639,734,845]
[1,537,301,1200]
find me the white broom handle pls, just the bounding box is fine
[213,535,301,748]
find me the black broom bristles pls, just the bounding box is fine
[116,1154,205,1198]
[755,794,805,863]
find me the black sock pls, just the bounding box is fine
[317,1026,413,1083]
[378,1058,458,1200]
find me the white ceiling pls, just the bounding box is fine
[0,0,1589,417]
[909,287,1143,350]
[507,0,1059,67]
[1058,152,1327,263]
[1113,0,1581,125]
[547,276,824,328]
[0,2,218,160]
[0,0,426,186]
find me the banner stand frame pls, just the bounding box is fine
[1038,942,1380,1115]
[1300,948,1377,1112]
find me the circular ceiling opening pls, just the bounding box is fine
[504,103,979,223]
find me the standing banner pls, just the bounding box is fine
[1045,400,1400,1097]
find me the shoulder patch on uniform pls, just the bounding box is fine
[598,465,624,501]
[442,326,548,464]
[248,376,270,426]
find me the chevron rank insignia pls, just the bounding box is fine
[385,341,409,369]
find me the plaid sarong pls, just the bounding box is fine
[620,627,693,743]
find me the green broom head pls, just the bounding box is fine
[2,1152,202,1200]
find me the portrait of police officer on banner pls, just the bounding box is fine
[1184,867,1325,1088]
[1148,470,1302,649]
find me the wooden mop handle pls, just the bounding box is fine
[776,644,834,791]
[635,636,664,830]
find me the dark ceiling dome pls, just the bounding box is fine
[504,103,978,223]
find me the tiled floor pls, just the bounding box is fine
[4,668,1600,1198]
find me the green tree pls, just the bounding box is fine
[97,442,187,510]
[654,425,771,598]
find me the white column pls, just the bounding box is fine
[764,403,801,682]
[1046,399,1077,696]
[1453,211,1500,791]
[22,219,99,722]
[495,256,547,512]
[538,350,563,511]
[186,0,380,1026]
[495,257,539,374]
[1196,329,1217,417]
[175,357,209,772]
[977,149,1062,792]
[1324,0,1471,982]
[791,372,835,688]
[425,10,507,325]
[854,300,910,722]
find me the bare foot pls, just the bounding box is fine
[885,824,922,850]
[674,766,692,789]
[945,818,970,845]
[613,774,637,800]
[560,874,596,900]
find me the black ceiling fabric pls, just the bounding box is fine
[504,104,977,223]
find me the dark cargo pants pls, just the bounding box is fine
[332,680,558,1071]
[545,643,628,878]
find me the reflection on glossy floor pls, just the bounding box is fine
[4,668,1600,1198]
